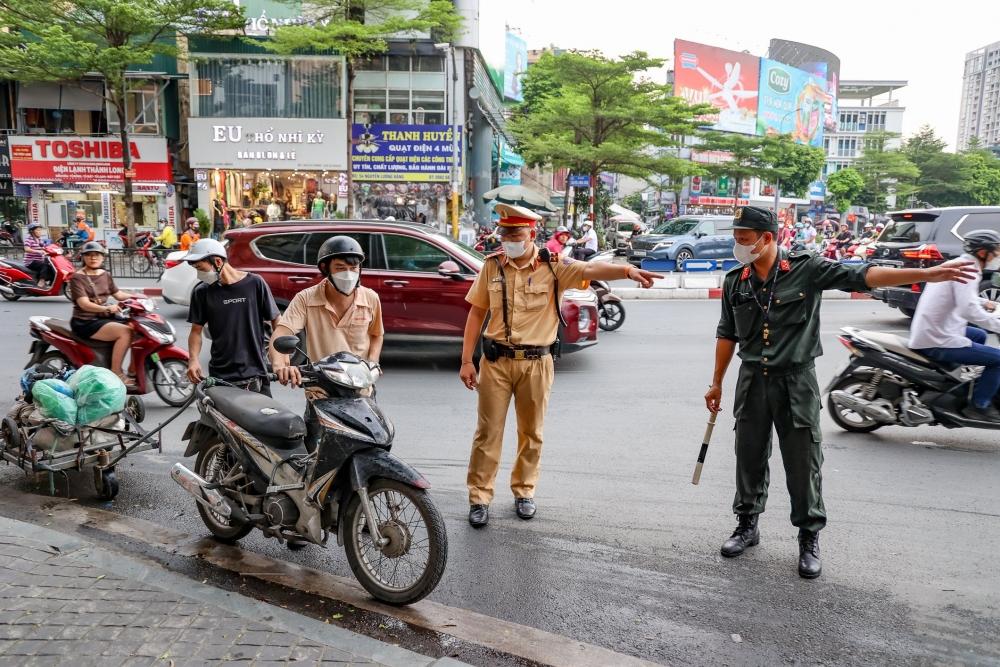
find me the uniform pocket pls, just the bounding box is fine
[487,282,505,311]
[786,371,821,440]
[769,290,808,329]
[520,283,550,311]
[731,364,756,421]
[733,301,760,339]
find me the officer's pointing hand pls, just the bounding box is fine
[626,266,664,288]
[924,260,978,284]
[459,362,478,391]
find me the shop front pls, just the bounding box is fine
[188,118,348,223]
[7,135,174,240]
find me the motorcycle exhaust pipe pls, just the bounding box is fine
[170,463,242,521]
[829,390,896,423]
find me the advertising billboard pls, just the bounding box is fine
[352,124,461,182]
[768,39,840,133]
[0,136,11,196]
[504,31,528,102]
[756,58,827,148]
[674,39,760,135]
[188,118,348,170]
[7,136,171,183]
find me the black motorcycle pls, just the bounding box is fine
[584,250,626,331]
[826,326,1000,432]
[172,337,448,605]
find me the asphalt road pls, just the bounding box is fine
[0,294,997,665]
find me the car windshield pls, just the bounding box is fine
[652,220,698,236]
[882,218,937,243]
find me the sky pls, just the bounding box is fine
[479,0,1000,150]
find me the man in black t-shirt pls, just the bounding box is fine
[185,239,280,395]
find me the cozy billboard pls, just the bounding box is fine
[756,58,828,148]
[674,39,760,135]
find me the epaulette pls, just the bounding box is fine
[485,250,504,260]
[545,252,559,262]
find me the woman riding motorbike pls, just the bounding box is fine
[23,222,53,287]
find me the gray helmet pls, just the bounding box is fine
[316,236,364,274]
[79,241,107,256]
[963,229,1000,255]
[27,222,42,231]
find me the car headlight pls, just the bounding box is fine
[652,241,674,251]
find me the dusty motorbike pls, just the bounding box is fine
[172,336,448,605]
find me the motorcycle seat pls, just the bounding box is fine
[42,319,114,350]
[205,386,305,450]
[854,329,962,371]
[3,259,37,276]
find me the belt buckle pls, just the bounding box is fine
[513,349,526,360]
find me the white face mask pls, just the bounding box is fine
[196,269,219,286]
[733,237,765,265]
[502,241,529,259]
[330,270,360,295]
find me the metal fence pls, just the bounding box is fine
[0,246,165,280]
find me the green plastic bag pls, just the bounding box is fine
[69,365,126,425]
[31,379,78,424]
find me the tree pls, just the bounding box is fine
[902,125,972,206]
[762,135,826,199]
[0,0,246,242]
[510,50,713,221]
[825,168,865,213]
[621,192,646,217]
[267,0,461,217]
[853,132,919,212]
[963,147,1000,205]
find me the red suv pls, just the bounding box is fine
[224,220,598,352]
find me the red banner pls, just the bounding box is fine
[8,136,171,183]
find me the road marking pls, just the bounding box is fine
[0,495,658,667]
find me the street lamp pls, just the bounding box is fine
[435,42,461,239]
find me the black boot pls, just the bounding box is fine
[720,514,759,557]
[798,530,822,579]
[468,504,489,528]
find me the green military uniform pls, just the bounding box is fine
[717,212,872,533]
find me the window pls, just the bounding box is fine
[388,56,410,72]
[955,213,1000,238]
[357,56,386,72]
[837,138,858,157]
[253,234,307,264]
[108,83,160,135]
[192,56,344,119]
[697,221,716,235]
[382,234,450,272]
[354,89,445,125]
[415,56,445,72]
[303,232,380,268]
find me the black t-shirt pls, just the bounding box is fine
[188,273,279,382]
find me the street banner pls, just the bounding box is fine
[674,39,760,136]
[8,136,170,183]
[352,124,461,182]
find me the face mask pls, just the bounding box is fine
[733,236,765,265]
[985,255,1000,271]
[329,270,360,295]
[502,241,528,259]
[196,269,219,286]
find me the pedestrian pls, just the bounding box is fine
[266,199,282,222]
[270,236,384,447]
[212,200,227,240]
[185,239,280,396]
[705,205,977,579]
[179,218,200,251]
[459,203,662,527]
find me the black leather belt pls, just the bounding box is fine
[495,344,551,360]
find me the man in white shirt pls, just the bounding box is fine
[266,199,282,222]
[909,229,1000,422]
[572,220,599,260]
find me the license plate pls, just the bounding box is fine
[633,250,647,257]
[874,259,903,267]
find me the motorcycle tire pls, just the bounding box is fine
[1,292,20,302]
[598,301,626,332]
[62,282,72,301]
[194,442,253,543]
[125,395,146,424]
[153,359,194,407]
[130,253,152,274]
[826,376,885,433]
[37,351,71,375]
[343,478,447,606]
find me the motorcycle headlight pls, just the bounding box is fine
[321,363,375,389]
[140,323,174,345]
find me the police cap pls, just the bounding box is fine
[724,205,779,233]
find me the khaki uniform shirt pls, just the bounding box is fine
[466,247,588,347]
[277,282,384,361]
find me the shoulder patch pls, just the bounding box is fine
[485,250,504,259]
[779,259,791,272]
[725,263,746,276]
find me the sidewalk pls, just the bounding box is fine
[0,516,462,667]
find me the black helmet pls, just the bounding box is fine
[316,236,364,274]
[962,229,1000,255]
[79,241,107,256]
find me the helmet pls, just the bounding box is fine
[27,222,41,231]
[79,241,107,256]
[555,225,569,234]
[962,229,1000,255]
[185,216,198,227]
[316,236,365,273]
[794,222,804,228]
[186,238,228,263]
[581,220,593,228]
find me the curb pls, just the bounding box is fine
[613,287,874,301]
[140,286,162,297]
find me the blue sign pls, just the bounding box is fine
[504,32,528,102]
[352,124,461,182]
[568,174,590,188]
[808,180,826,200]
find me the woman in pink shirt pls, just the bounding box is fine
[545,226,572,258]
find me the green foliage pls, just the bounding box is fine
[622,192,646,216]
[194,208,212,238]
[902,126,972,207]
[853,132,919,212]
[825,168,865,213]
[963,148,1000,205]
[762,135,826,198]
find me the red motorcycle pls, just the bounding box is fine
[25,297,193,408]
[0,245,75,301]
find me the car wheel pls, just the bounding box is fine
[675,248,694,269]
[979,279,1000,302]
[899,306,916,319]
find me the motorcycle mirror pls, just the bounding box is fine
[272,335,301,355]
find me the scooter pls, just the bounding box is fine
[172,336,447,605]
[590,279,626,331]
[0,245,75,302]
[826,326,1000,433]
[25,297,193,408]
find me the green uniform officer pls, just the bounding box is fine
[705,205,978,579]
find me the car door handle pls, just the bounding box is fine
[288,276,313,284]
[385,280,409,287]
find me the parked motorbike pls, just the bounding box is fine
[0,245,75,301]
[26,297,193,408]
[172,336,447,605]
[474,230,501,253]
[826,326,1000,432]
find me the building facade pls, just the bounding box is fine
[822,80,906,178]
[958,41,1000,152]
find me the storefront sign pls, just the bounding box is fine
[8,136,170,183]
[188,118,348,171]
[0,136,12,196]
[352,124,462,182]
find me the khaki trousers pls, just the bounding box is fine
[467,355,554,505]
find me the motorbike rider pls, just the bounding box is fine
[802,218,818,251]
[575,220,599,260]
[69,242,142,386]
[186,239,280,395]
[909,230,1000,422]
[73,211,95,247]
[23,222,53,287]
[545,226,573,258]
[179,218,200,251]
[153,217,177,249]
[834,222,854,258]
[270,236,384,448]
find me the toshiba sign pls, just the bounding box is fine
[7,136,170,183]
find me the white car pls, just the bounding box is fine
[159,249,197,306]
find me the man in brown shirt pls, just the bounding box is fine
[460,204,661,527]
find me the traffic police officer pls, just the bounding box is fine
[705,205,976,578]
[460,204,661,527]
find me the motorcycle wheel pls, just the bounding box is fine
[343,478,447,606]
[598,301,626,331]
[130,253,152,274]
[37,351,70,375]
[194,442,253,543]
[827,376,885,433]
[1,417,21,454]
[153,359,194,407]
[125,396,146,424]
[1,291,20,302]
[62,282,72,301]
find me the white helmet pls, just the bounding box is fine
[186,238,227,263]
[582,220,593,228]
